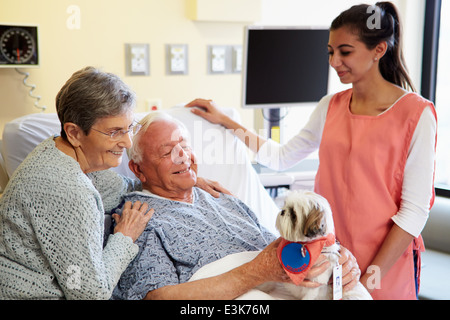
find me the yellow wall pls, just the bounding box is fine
[0,0,426,140]
[0,0,254,137]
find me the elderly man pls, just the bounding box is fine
[111,112,357,300]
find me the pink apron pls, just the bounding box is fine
[315,89,436,300]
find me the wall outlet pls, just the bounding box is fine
[207,45,242,74]
[166,44,188,75]
[145,98,162,111]
[125,43,149,76]
[232,45,242,73]
[209,45,227,73]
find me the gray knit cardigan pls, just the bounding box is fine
[0,137,140,299]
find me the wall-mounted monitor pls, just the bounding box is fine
[0,24,39,68]
[242,26,330,109]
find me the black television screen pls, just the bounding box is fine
[242,26,330,109]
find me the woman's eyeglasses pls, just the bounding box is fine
[91,121,142,141]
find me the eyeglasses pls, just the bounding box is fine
[91,121,142,141]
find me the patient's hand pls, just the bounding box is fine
[249,239,330,287]
[248,238,291,284]
[196,177,233,198]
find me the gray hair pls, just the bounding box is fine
[55,66,136,139]
[129,111,189,164]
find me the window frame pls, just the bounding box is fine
[421,0,447,197]
[421,0,441,103]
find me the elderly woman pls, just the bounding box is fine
[0,67,224,300]
[0,67,151,299]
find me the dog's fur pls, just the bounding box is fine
[274,190,372,300]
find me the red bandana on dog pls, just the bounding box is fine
[277,233,336,285]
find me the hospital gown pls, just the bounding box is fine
[111,188,276,300]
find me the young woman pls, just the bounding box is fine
[185,2,437,300]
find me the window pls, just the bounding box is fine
[422,0,449,197]
[433,0,450,195]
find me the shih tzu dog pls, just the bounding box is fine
[275,190,372,300]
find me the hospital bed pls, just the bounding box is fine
[1,106,449,299]
[0,106,280,235]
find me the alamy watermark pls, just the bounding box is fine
[367,5,382,30]
[366,265,381,290]
[66,265,81,290]
[168,120,279,167]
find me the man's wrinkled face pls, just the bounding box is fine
[135,120,197,194]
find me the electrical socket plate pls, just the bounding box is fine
[166,44,188,75]
[232,45,242,73]
[125,43,149,76]
[208,45,227,73]
[146,98,162,111]
[207,45,242,74]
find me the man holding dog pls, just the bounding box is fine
[111,111,359,300]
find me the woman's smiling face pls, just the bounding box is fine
[77,110,134,172]
[328,27,381,85]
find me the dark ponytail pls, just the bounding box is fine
[330,1,416,92]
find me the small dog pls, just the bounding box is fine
[275,190,372,300]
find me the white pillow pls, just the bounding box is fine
[2,113,61,178]
[164,106,279,234]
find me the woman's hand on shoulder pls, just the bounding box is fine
[195,177,233,198]
[112,201,154,242]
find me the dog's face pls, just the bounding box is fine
[276,190,334,242]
